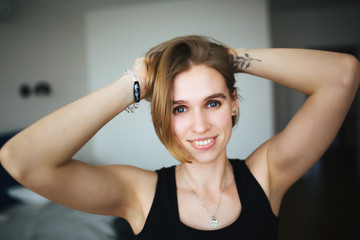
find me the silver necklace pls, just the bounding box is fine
[181,165,228,229]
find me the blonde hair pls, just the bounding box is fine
[145,35,238,163]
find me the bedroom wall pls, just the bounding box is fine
[0,0,93,160]
[0,0,272,170]
[85,0,273,169]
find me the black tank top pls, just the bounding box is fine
[134,159,279,239]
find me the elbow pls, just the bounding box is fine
[337,54,360,90]
[0,143,11,172]
[0,142,27,183]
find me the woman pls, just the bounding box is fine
[1,35,359,239]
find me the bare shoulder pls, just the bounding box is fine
[109,164,158,208]
[110,164,157,186]
[109,164,158,233]
[244,141,281,213]
[244,139,296,215]
[245,141,271,195]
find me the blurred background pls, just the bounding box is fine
[0,0,359,239]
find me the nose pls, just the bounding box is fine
[191,110,210,134]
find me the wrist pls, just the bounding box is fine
[123,69,146,113]
[230,48,261,72]
[116,75,135,106]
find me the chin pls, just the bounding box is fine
[188,152,225,165]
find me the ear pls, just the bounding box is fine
[231,89,239,115]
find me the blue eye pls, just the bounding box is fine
[208,101,220,108]
[173,106,187,114]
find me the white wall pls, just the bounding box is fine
[0,0,272,170]
[85,0,273,169]
[0,0,93,160]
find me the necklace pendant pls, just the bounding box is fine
[211,216,218,229]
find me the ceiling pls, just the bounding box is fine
[270,0,360,12]
[33,0,360,14]
[53,0,173,12]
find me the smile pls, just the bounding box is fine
[193,138,214,146]
[188,137,217,151]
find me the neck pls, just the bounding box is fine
[180,158,231,193]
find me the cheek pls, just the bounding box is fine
[172,117,188,139]
[211,108,233,130]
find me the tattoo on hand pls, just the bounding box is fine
[230,53,261,70]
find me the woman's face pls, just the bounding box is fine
[171,64,238,164]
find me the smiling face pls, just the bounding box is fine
[172,64,238,164]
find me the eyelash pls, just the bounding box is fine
[172,101,222,114]
[173,106,187,114]
[207,101,221,108]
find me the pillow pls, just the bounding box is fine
[6,186,51,205]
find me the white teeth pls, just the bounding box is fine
[193,138,213,146]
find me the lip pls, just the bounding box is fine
[187,136,217,151]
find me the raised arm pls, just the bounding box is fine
[231,48,360,213]
[0,59,156,221]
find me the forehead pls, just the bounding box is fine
[172,65,228,101]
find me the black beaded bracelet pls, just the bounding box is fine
[134,81,140,103]
[125,69,140,113]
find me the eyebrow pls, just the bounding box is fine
[172,93,227,105]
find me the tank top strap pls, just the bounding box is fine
[155,165,179,219]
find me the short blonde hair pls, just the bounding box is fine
[145,35,238,163]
